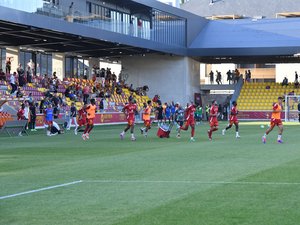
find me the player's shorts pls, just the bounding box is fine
[127,119,135,126]
[229,118,238,125]
[45,120,53,126]
[209,117,218,127]
[87,118,94,125]
[270,118,282,127]
[185,119,195,126]
[144,120,151,127]
[78,118,86,126]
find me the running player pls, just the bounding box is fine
[222,101,240,138]
[120,98,138,141]
[208,100,219,141]
[77,105,87,132]
[140,100,152,137]
[177,102,196,141]
[262,96,284,144]
[82,99,97,140]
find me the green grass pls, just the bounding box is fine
[1,121,300,225]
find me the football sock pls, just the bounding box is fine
[191,127,195,137]
[131,133,135,138]
[278,135,282,140]
[84,125,90,134]
[88,126,93,133]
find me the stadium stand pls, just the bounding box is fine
[0,75,151,115]
[0,111,13,128]
[238,82,300,110]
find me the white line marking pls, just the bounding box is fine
[83,180,300,186]
[0,180,82,200]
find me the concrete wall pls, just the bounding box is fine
[276,63,300,83]
[121,54,200,104]
[52,53,64,80]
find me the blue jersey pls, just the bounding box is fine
[45,108,53,121]
[171,105,176,115]
[165,107,171,118]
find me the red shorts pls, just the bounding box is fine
[45,121,53,126]
[127,119,135,126]
[270,118,282,127]
[185,119,195,127]
[209,117,218,127]
[87,118,94,125]
[229,119,238,126]
[144,120,151,127]
[78,118,86,126]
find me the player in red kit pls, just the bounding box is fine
[177,102,196,141]
[77,106,87,133]
[208,100,219,141]
[222,101,240,138]
[120,98,138,141]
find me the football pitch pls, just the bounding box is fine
[1,121,300,225]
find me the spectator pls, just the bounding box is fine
[226,70,232,84]
[83,85,90,104]
[67,102,78,134]
[295,79,299,89]
[0,69,5,81]
[6,57,13,74]
[39,97,45,113]
[195,105,203,124]
[26,66,32,83]
[27,93,34,104]
[53,104,60,119]
[16,87,24,98]
[205,104,210,121]
[282,77,288,86]
[234,69,240,83]
[216,71,222,85]
[84,68,89,80]
[247,70,251,82]
[295,71,299,88]
[116,86,122,95]
[29,102,37,131]
[10,72,17,95]
[209,70,214,84]
[17,64,25,87]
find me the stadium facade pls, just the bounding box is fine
[1,0,300,103]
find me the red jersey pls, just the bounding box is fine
[230,105,238,121]
[210,105,218,118]
[78,108,87,126]
[209,105,219,127]
[123,103,137,120]
[17,108,25,120]
[185,104,196,121]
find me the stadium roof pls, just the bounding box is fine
[1,0,300,63]
[181,0,300,19]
